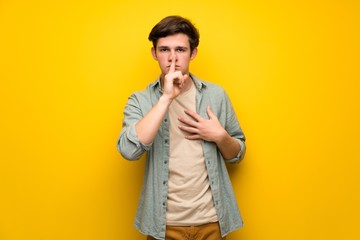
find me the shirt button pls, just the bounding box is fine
[165,139,168,143]
[164,161,167,164]
[163,181,166,185]
[164,119,168,122]
[163,202,166,206]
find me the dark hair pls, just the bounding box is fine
[148,16,200,53]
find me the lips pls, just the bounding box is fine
[167,66,180,69]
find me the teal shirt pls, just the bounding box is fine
[117,74,246,239]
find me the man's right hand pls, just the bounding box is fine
[162,58,188,100]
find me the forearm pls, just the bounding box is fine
[136,95,172,145]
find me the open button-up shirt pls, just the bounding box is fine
[117,74,246,240]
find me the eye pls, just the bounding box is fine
[176,48,186,52]
[159,48,169,52]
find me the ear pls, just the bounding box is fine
[190,47,198,60]
[151,47,157,60]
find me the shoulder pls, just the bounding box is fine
[191,74,227,97]
[128,80,159,100]
[205,81,226,94]
[125,80,160,115]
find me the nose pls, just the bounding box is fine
[169,50,177,62]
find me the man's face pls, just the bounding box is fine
[151,33,197,78]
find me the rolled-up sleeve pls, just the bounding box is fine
[117,94,152,160]
[227,138,246,163]
[222,90,246,164]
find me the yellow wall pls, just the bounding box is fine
[1,0,359,239]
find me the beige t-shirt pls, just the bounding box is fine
[166,81,218,226]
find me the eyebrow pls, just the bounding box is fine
[157,46,188,50]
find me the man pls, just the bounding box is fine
[117,16,246,240]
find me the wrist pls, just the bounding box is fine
[214,129,229,145]
[159,95,173,106]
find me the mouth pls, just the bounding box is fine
[167,65,180,69]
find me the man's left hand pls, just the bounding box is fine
[178,106,226,143]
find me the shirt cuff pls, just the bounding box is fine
[225,139,246,163]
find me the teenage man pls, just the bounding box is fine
[117,16,246,240]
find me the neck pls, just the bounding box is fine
[180,75,193,93]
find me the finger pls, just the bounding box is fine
[178,116,198,127]
[169,57,175,73]
[180,74,188,87]
[206,106,216,119]
[185,134,201,140]
[184,109,202,122]
[178,125,199,134]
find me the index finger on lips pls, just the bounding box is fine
[169,57,175,73]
